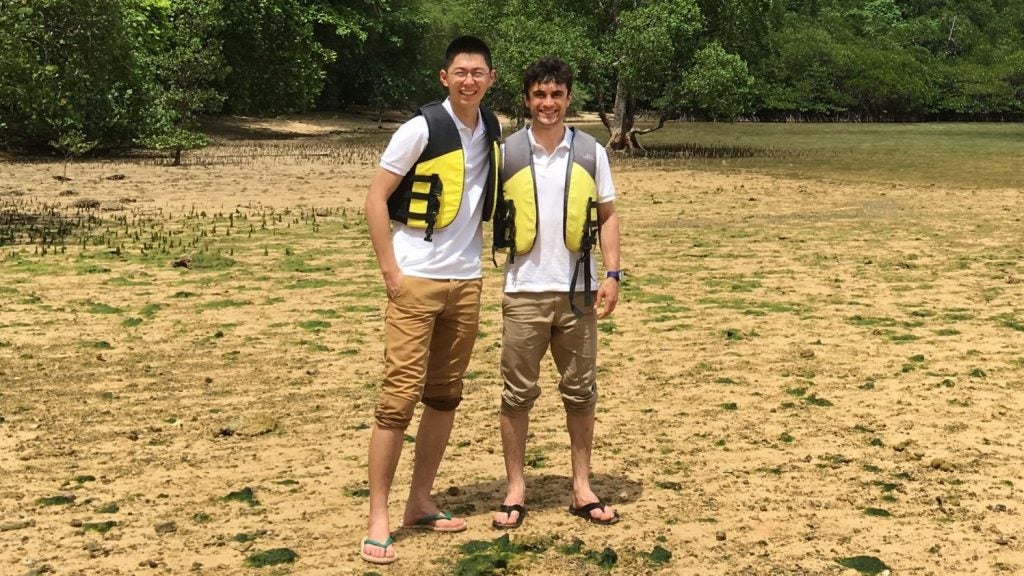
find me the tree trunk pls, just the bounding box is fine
[172,147,182,167]
[606,78,640,150]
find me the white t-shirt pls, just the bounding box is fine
[503,127,616,293]
[379,99,493,280]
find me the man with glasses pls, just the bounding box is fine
[360,36,500,565]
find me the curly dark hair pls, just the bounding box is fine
[522,57,573,96]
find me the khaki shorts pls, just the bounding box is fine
[500,292,597,414]
[374,276,481,429]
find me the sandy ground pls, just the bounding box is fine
[1,115,1023,576]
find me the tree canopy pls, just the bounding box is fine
[1,0,1021,152]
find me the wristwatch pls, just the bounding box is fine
[605,270,621,282]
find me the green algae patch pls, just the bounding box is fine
[37,494,75,506]
[863,507,892,517]
[82,520,117,533]
[835,555,890,574]
[455,534,550,576]
[640,545,672,566]
[222,487,260,506]
[244,548,297,567]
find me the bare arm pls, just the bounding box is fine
[364,166,406,299]
[594,200,620,319]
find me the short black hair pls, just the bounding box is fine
[522,57,573,97]
[445,36,493,70]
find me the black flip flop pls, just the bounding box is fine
[568,500,620,525]
[491,503,527,530]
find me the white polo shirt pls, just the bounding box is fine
[379,99,493,280]
[503,127,616,293]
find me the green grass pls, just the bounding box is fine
[284,278,334,290]
[701,297,812,316]
[298,320,330,332]
[341,304,378,313]
[198,299,249,310]
[589,122,1024,189]
[189,252,236,270]
[86,301,123,314]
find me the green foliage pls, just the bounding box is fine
[3,0,1024,153]
[758,1,1024,119]
[51,128,97,178]
[612,0,703,93]
[221,0,331,114]
[672,42,754,120]
[137,0,226,163]
[462,0,598,121]
[0,0,147,149]
[314,0,431,112]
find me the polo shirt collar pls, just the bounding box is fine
[527,125,573,153]
[441,98,484,139]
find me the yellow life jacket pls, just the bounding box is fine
[495,127,598,257]
[388,101,501,241]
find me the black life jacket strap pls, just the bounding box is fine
[569,198,599,318]
[492,198,517,267]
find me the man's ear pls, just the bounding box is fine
[439,68,450,88]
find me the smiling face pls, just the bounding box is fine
[439,53,494,113]
[525,80,571,130]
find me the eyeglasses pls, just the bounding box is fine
[448,69,491,81]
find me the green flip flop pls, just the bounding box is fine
[360,535,398,564]
[402,510,467,532]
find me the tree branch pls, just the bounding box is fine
[629,111,667,136]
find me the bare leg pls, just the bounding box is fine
[401,406,465,529]
[566,411,616,521]
[493,409,529,526]
[364,424,404,561]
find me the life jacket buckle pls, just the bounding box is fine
[570,198,599,317]
[492,199,517,266]
[419,174,443,242]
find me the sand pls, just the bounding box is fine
[1,114,1022,575]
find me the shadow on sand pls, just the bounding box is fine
[424,472,645,523]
